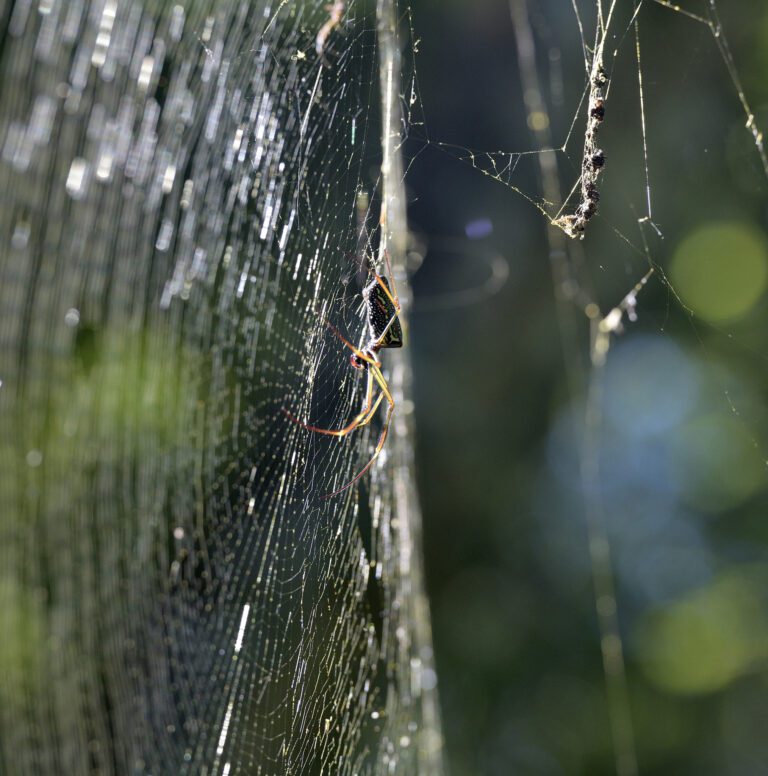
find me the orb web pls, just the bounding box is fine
[0,1,442,774]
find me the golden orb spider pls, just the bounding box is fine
[284,254,402,498]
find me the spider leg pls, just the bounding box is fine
[321,363,395,499]
[368,259,400,316]
[288,391,384,438]
[283,368,383,437]
[369,361,394,407]
[316,2,345,66]
[379,249,400,309]
[323,320,381,367]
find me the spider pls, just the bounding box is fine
[284,254,402,498]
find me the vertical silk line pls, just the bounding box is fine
[509,2,639,775]
[376,1,445,772]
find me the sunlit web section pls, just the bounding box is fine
[0,1,441,774]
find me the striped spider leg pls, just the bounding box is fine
[284,256,402,498]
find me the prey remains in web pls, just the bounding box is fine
[555,63,607,239]
[284,251,403,499]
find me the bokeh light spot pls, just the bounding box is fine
[464,217,493,239]
[603,336,698,438]
[670,222,768,323]
[635,570,768,695]
[670,413,765,512]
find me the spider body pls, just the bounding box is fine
[365,275,403,348]
[284,257,402,498]
[351,276,402,367]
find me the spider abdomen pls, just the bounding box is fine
[365,276,403,349]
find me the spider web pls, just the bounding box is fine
[2,0,768,773]
[0,1,442,774]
